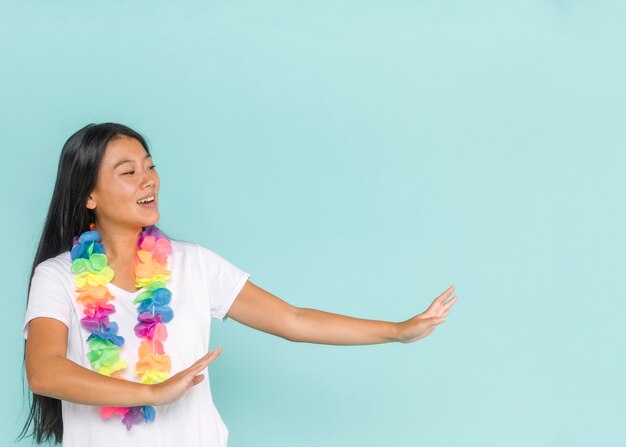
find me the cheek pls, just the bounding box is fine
[107,179,137,202]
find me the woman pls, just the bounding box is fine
[19,122,457,446]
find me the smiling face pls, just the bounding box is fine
[86,135,160,229]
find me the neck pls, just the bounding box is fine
[95,222,145,262]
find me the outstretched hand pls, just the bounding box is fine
[397,285,457,343]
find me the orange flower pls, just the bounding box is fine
[135,250,171,281]
[75,284,115,305]
[135,350,171,374]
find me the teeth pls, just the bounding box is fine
[137,196,155,204]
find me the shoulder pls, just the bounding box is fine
[170,239,217,264]
[35,251,72,278]
[170,239,207,257]
[169,239,227,264]
[170,239,215,255]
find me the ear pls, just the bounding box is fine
[86,194,96,210]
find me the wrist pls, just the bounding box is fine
[392,321,406,343]
[142,383,157,406]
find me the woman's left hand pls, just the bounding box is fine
[397,285,457,343]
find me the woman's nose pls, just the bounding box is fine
[143,175,155,188]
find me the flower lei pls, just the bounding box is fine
[70,223,174,430]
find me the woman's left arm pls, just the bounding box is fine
[226,281,457,346]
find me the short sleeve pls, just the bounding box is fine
[22,263,73,340]
[196,244,251,322]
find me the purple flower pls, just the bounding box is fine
[122,407,145,430]
[134,312,163,338]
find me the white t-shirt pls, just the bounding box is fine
[22,239,251,447]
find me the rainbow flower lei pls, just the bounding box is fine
[70,223,174,430]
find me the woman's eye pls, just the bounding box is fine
[122,165,156,175]
[123,165,155,175]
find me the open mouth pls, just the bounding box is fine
[137,196,155,205]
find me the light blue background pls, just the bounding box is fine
[2,1,625,445]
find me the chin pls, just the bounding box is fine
[140,212,160,228]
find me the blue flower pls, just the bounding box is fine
[137,288,174,323]
[71,230,105,260]
[86,322,125,346]
[143,405,156,422]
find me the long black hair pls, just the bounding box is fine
[17,122,170,444]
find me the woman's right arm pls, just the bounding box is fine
[25,317,220,407]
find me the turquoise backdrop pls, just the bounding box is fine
[2,1,625,445]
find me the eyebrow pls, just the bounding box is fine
[113,154,152,169]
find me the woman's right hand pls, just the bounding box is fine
[148,347,222,406]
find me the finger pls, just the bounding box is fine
[201,347,222,361]
[185,373,206,392]
[201,348,222,365]
[426,285,455,312]
[191,374,205,386]
[437,285,455,302]
[441,295,457,312]
[191,348,222,369]
[191,351,215,367]
[205,348,222,365]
